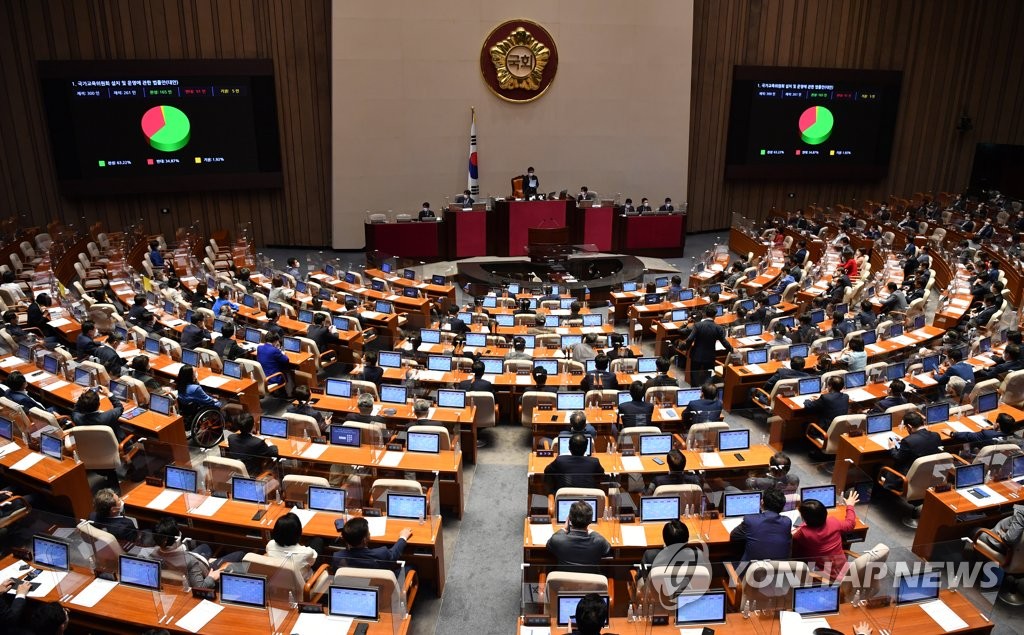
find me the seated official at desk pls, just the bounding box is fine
[644,356,677,390]
[758,356,809,402]
[606,333,634,360]
[523,167,539,198]
[572,593,611,635]
[267,513,324,580]
[871,379,908,412]
[443,305,469,335]
[576,186,597,202]
[793,491,860,580]
[546,500,610,571]
[729,488,792,561]
[288,385,328,434]
[581,354,617,392]
[544,433,606,493]
[836,335,867,372]
[885,411,941,485]
[89,488,138,545]
[684,383,723,427]
[4,371,49,412]
[72,386,126,443]
[418,202,436,221]
[621,198,636,215]
[558,411,597,440]
[505,336,532,361]
[347,393,381,424]
[952,412,1024,453]
[934,348,975,391]
[152,517,246,588]
[359,351,384,387]
[456,189,474,206]
[527,366,557,394]
[570,333,599,363]
[76,320,99,359]
[803,376,849,429]
[641,520,701,575]
[619,381,654,428]
[646,449,700,493]
[976,343,1024,381]
[213,322,246,361]
[333,516,412,572]
[637,197,652,213]
[458,360,493,393]
[227,413,279,476]
[976,504,1024,553]
[745,451,800,494]
[129,355,165,394]
[658,197,674,212]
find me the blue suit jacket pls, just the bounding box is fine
[332,539,408,571]
[256,344,290,385]
[730,511,792,561]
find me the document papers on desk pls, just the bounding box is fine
[0,443,20,459]
[293,614,352,634]
[378,451,404,467]
[958,485,1008,507]
[145,489,182,510]
[620,456,644,472]
[520,627,551,635]
[916,373,938,385]
[946,421,972,433]
[301,443,329,459]
[191,496,227,517]
[868,431,901,449]
[745,363,767,374]
[779,610,831,635]
[720,517,743,533]
[659,408,680,420]
[845,388,875,401]
[27,569,68,598]
[920,599,969,632]
[620,525,647,546]
[199,375,231,389]
[70,577,118,607]
[40,380,70,392]
[699,453,724,468]
[0,356,24,368]
[529,523,555,545]
[10,452,44,471]
[366,516,387,537]
[47,318,71,327]
[176,599,224,633]
[291,507,317,528]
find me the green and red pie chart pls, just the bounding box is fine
[141,105,191,152]
[798,105,834,145]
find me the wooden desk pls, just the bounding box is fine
[363,268,456,305]
[0,441,92,518]
[516,591,991,634]
[141,351,262,415]
[122,483,447,596]
[914,477,1024,560]
[0,556,408,634]
[527,444,776,477]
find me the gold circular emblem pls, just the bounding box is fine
[480,20,558,103]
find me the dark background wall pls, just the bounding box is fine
[0,0,331,246]
[2,1,1023,244]
[686,0,1024,232]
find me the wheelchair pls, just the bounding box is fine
[177,398,226,449]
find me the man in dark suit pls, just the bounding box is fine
[3,371,47,412]
[226,413,279,476]
[856,300,877,330]
[76,321,99,359]
[359,351,384,387]
[969,294,1000,329]
[684,383,723,426]
[621,198,636,215]
[457,360,493,393]
[647,449,701,492]
[443,306,469,336]
[546,499,610,570]
[643,356,678,390]
[417,202,436,221]
[641,520,699,575]
[686,306,733,386]
[618,380,654,428]
[457,189,475,206]
[871,379,908,412]
[181,313,211,350]
[762,356,810,395]
[934,348,975,392]
[306,312,340,353]
[333,516,411,573]
[792,240,809,265]
[27,293,53,334]
[976,343,1024,381]
[658,197,675,212]
[72,387,126,442]
[580,354,618,393]
[213,323,246,361]
[887,411,941,484]
[637,198,653,213]
[88,488,138,544]
[543,433,605,493]
[93,332,125,375]
[729,488,792,561]
[524,167,540,198]
[576,186,596,202]
[802,375,850,428]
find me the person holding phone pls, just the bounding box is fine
[546,500,610,571]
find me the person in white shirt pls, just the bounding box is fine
[267,277,294,304]
[0,271,27,303]
[265,513,324,580]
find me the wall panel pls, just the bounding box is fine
[688,0,1024,232]
[0,0,331,247]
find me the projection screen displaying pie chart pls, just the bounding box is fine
[798,105,834,145]
[141,105,191,152]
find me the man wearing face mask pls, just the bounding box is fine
[88,489,138,545]
[637,197,653,214]
[524,166,540,199]
[152,517,247,588]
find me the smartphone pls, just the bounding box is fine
[652,457,665,465]
[734,453,746,462]
[970,488,991,499]
[25,569,42,581]
[251,509,267,521]
[334,518,346,531]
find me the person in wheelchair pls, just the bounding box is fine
[175,365,222,415]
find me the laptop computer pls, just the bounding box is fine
[926,402,950,424]
[380,385,407,404]
[308,486,346,513]
[259,416,288,439]
[556,498,598,524]
[39,433,63,461]
[557,392,585,411]
[639,434,672,455]
[231,477,267,504]
[718,429,750,452]
[325,378,352,398]
[329,425,361,447]
[533,359,559,376]
[746,348,769,365]
[954,463,985,490]
[798,376,822,395]
[844,371,866,389]
[676,388,701,407]
[387,493,427,520]
[866,412,893,434]
[437,389,466,409]
[32,535,70,572]
[165,465,198,492]
[149,393,172,416]
[407,431,440,453]
[975,391,999,415]
[557,593,609,628]
[675,591,727,626]
[557,435,593,456]
[895,572,941,605]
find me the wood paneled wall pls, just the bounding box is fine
[0,0,331,247]
[687,0,1024,232]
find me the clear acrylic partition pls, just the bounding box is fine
[426,472,441,519]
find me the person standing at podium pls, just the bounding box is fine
[524,167,539,199]
[418,202,436,221]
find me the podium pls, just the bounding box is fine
[444,208,488,259]
[569,205,614,252]
[613,212,687,256]
[490,199,572,257]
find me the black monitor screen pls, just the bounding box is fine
[38,60,282,195]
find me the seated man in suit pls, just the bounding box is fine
[456,189,474,206]
[458,360,493,393]
[621,198,636,215]
[346,393,383,425]
[934,348,975,392]
[856,300,877,330]
[417,202,435,221]
[226,413,279,476]
[89,488,138,545]
[976,503,1024,554]
[544,433,605,493]
[570,333,599,363]
[359,351,384,387]
[333,516,412,574]
[684,382,723,427]
[745,451,801,495]
[93,332,126,376]
[530,366,559,394]
[287,385,328,434]
[658,197,675,212]
[181,312,212,350]
[644,356,678,390]
[576,186,596,202]
[572,593,612,635]
[213,322,246,361]
[646,449,700,493]
[879,281,909,315]
[559,410,597,440]
[976,343,1024,381]
[728,488,792,561]
[546,499,611,570]
[757,356,809,404]
[885,411,941,492]
[3,371,48,412]
[580,354,618,392]
[443,306,469,335]
[618,381,654,428]
[637,197,653,213]
[505,336,532,361]
[72,386,126,443]
[951,412,1024,454]
[871,379,908,412]
[76,320,99,359]
[641,519,698,576]
[803,375,849,429]
[969,293,1001,329]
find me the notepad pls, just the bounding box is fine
[529,523,555,545]
[946,421,971,433]
[516,375,534,385]
[366,516,387,537]
[846,388,875,401]
[47,318,71,327]
[916,373,937,385]
[175,599,225,633]
[520,627,552,635]
[41,380,70,392]
[291,507,317,528]
[968,415,994,428]
[200,375,231,388]
[378,451,403,467]
[620,525,647,547]
[959,485,1008,506]
[720,517,743,533]
[145,489,182,510]
[745,364,766,374]
[10,453,44,471]
[868,432,901,449]
[892,335,917,346]
[27,570,68,598]
[302,443,329,459]
[699,453,724,468]
[620,456,644,472]
[920,599,969,632]
[0,357,25,368]
[293,613,351,634]
[0,443,21,459]
[191,496,227,517]
[162,362,184,375]
[70,578,118,607]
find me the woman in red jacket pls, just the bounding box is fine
[792,490,860,580]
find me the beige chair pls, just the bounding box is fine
[972,526,1024,605]
[609,358,637,374]
[349,379,380,401]
[885,402,921,427]
[237,358,288,399]
[840,543,890,602]
[973,443,1022,480]
[281,474,330,506]
[634,564,712,616]
[333,566,419,615]
[726,560,810,611]
[343,420,389,445]
[617,426,663,451]
[967,379,1000,404]
[369,478,424,512]
[686,422,730,448]
[407,424,452,451]
[77,519,129,574]
[202,455,277,498]
[550,487,607,520]
[78,360,111,387]
[242,553,330,602]
[878,452,962,528]
[1000,369,1024,408]
[283,412,323,441]
[584,389,619,408]
[780,281,800,304]
[520,391,557,427]
[752,378,799,413]
[0,492,31,532]
[69,425,138,490]
[652,484,704,511]
[807,414,866,456]
[504,359,533,374]
[159,337,182,361]
[466,390,497,442]
[541,572,610,616]
[118,375,152,406]
[644,386,677,405]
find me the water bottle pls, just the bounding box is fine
[626,603,635,622]
[181,574,191,593]
[851,590,861,607]
[288,590,297,609]
[741,600,751,618]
